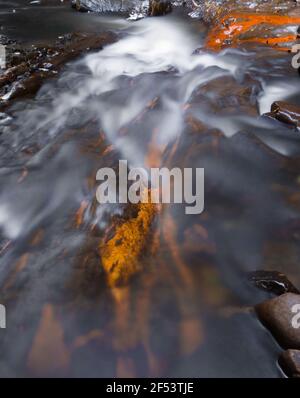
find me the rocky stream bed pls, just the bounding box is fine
[0,0,300,378]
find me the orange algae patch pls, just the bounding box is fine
[99,193,158,287]
[206,12,300,51]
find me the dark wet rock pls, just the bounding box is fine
[71,0,89,12]
[255,293,300,349]
[72,0,172,16]
[148,0,172,16]
[279,349,300,377]
[248,271,300,296]
[0,31,117,109]
[268,101,300,128]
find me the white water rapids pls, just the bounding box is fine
[0,16,300,240]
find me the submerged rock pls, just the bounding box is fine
[248,271,300,296]
[255,293,300,350]
[203,1,300,51]
[200,0,300,23]
[279,349,300,377]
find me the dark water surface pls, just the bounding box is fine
[0,0,127,42]
[0,1,300,378]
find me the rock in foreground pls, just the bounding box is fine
[269,101,300,128]
[279,349,300,377]
[248,271,300,296]
[255,293,300,349]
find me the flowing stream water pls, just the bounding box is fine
[1,1,300,377]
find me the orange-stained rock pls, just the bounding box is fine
[200,0,299,23]
[255,293,300,350]
[100,193,158,287]
[206,12,300,51]
[148,0,172,16]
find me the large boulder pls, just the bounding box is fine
[204,0,300,51]
[72,0,172,16]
